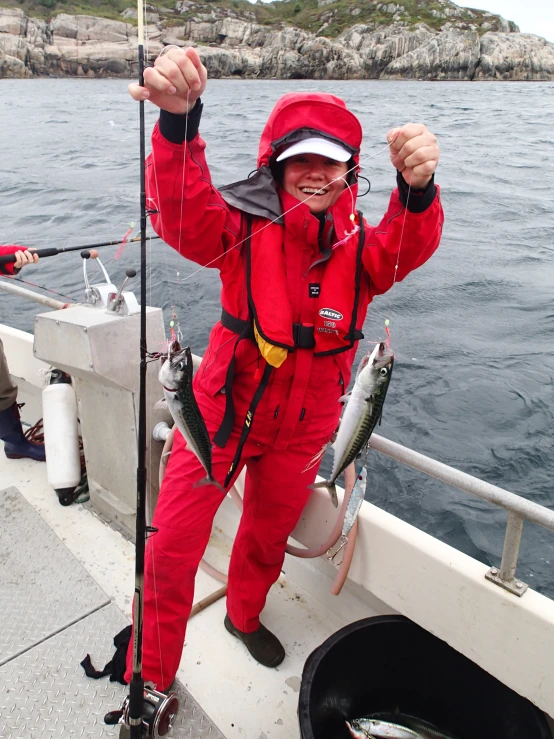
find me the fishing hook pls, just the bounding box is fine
[327,535,348,565]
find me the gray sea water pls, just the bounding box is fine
[1,78,553,596]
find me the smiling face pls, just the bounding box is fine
[282,153,349,214]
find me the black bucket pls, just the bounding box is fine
[299,615,552,739]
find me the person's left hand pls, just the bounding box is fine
[387,123,440,190]
[13,249,39,270]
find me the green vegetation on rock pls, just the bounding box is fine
[0,0,513,39]
[0,0,137,20]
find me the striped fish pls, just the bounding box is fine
[346,719,419,738]
[158,341,224,492]
[367,713,461,739]
[310,341,393,507]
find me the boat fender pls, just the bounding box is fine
[42,370,81,505]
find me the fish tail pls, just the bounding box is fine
[193,475,226,494]
[309,481,338,508]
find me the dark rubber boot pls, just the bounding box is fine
[224,614,285,667]
[0,403,45,462]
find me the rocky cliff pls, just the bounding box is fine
[1,3,553,80]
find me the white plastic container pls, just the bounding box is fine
[42,380,81,496]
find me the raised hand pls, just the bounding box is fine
[387,123,440,190]
[128,46,207,115]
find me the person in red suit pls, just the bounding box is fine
[124,46,443,690]
[0,245,46,461]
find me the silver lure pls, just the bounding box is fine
[342,467,367,538]
[159,341,224,492]
[346,719,420,739]
[310,341,393,507]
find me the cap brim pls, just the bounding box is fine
[275,136,352,163]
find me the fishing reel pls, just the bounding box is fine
[105,683,179,738]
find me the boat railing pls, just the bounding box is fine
[0,279,68,310]
[370,434,553,596]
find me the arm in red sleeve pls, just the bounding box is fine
[362,178,444,298]
[145,121,241,270]
[0,245,25,276]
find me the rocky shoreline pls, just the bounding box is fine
[1,6,553,81]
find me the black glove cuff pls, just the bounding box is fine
[397,171,436,213]
[159,98,203,144]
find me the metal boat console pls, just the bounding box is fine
[33,255,170,534]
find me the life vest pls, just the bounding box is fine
[247,217,366,358]
[214,213,366,487]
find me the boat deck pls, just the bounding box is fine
[0,484,226,739]
[4,378,553,737]
[0,410,383,738]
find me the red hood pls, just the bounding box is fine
[219,93,364,222]
[257,92,363,169]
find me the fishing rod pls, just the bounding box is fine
[0,235,161,266]
[108,2,179,737]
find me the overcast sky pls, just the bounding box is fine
[463,1,554,42]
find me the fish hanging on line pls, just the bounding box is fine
[157,340,224,493]
[307,340,394,507]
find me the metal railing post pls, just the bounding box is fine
[485,513,527,596]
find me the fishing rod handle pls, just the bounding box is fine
[0,247,58,265]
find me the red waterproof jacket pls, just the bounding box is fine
[0,246,24,276]
[146,93,443,453]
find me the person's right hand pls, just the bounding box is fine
[14,249,38,270]
[128,46,207,115]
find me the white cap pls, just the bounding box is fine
[275,136,352,163]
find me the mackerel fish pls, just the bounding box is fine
[159,341,224,492]
[368,713,460,739]
[310,341,393,507]
[346,719,419,739]
[347,714,461,739]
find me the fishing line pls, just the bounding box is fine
[383,178,411,346]
[151,532,167,695]
[170,88,192,343]
[176,140,393,283]
[0,273,79,304]
[146,84,191,347]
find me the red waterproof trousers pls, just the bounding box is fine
[124,393,329,691]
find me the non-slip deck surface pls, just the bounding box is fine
[0,487,224,738]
